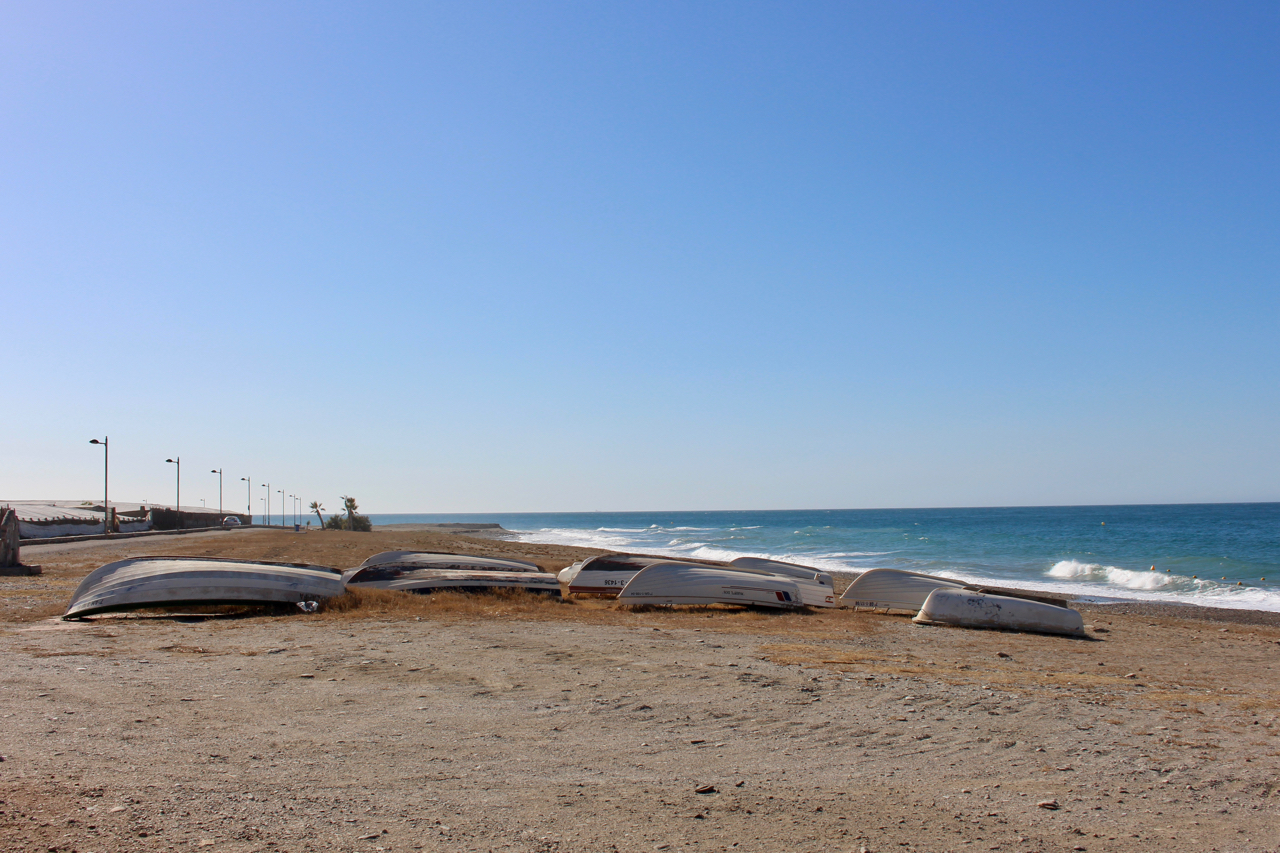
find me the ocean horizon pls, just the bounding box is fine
[359,502,1280,613]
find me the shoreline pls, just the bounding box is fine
[492,524,1280,626]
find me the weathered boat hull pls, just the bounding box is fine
[617,562,804,609]
[913,588,1085,637]
[837,568,970,613]
[344,567,561,596]
[559,555,701,596]
[728,557,837,607]
[359,551,540,572]
[64,556,344,619]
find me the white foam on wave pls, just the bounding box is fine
[685,545,758,563]
[1048,559,1176,591]
[683,545,864,575]
[1017,559,1280,612]
[826,551,895,558]
[515,527,646,550]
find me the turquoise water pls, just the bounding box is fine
[366,504,1280,612]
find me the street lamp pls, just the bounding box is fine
[211,468,223,517]
[261,483,270,525]
[277,489,284,528]
[165,457,180,514]
[240,476,251,522]
[89,437,108,534]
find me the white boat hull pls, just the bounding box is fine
[837,568,970,613]
[913,588,1085,637]
[728,557,837,607]
[618,562,804,609]
[559,555,691,596]
[64,557,345,619]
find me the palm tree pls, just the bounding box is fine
[340,495,358,531]
[310,501,325,528]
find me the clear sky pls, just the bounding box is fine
[3,2,1277,513]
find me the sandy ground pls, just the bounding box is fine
[2,528,1278,853]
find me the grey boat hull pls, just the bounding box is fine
[617,562,804,609]
[64,556,344,619]
[358,551,541,572]
[344,567,561,596]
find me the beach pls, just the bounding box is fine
[2,527,1278,852]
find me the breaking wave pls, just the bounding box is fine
[1048,559,1176,591]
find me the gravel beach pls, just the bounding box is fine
[2,528,1278,853]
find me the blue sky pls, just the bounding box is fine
[3,1,1277,512]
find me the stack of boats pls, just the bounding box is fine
[560,556,1083,636]
[63,551,562,619]
[837,568,1085,636]
[62,549,1085,637]
[558,554,837,608]
[342,551,561,596]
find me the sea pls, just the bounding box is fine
[365,504,1280,612]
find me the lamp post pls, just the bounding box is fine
[211,468,222,517]
[240,477,251,522]
[165,457,180,524]
[89,437,108,534]
[261,483,270,525]
[277,489,284,528]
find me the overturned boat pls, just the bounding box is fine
[617,562,805,609]
[837,568,971,613]
[343,563,561,596]
[913,588,1085,637]
[64,556,345,619]
[358,551,541,573]
[558,554,721,596]
[728,557,838,607]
